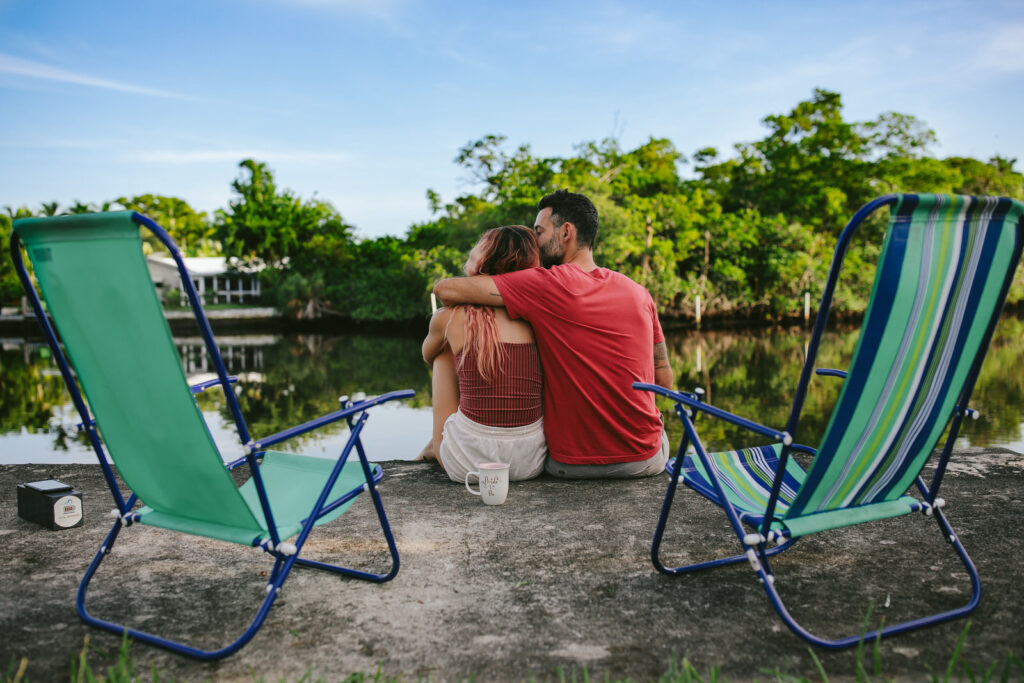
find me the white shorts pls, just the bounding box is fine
[439,409,547,484]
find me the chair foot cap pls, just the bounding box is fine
[743,533,765,546]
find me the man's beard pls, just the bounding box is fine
[539,239,563,268]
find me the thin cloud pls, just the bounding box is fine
[0,138,113,150]
[0,53,184,98]
[269,0,408,26]
[0,139,351,164]
[736,35,885,96]
[437,45,488,70]
[577,3,686,55]
[974,22,1024,73]
[130,149,351,164]
[275,0,397,8]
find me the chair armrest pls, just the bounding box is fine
[815,368,848,379]
[252,389,416,451]
[190,376,239,394]
[633,382,792,445]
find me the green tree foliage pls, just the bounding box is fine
[1,207,38,304]
[215,159,357,318]
[341,237,433,322]
[217,160,352,265]
[5,90,1021,322]
[1,214,23,304]
[701,91,948,234]
[408,89,1024,322]
[708,89,873,234]
[115,194,216,256]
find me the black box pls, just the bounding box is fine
[17,479,83,530]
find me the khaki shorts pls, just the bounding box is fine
[439,409,547,484]
[544,430,670,479]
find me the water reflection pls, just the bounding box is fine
[178,336,269,378]
[2,318,1023,465]
[662,318,1024,454]
[0,333,434,464]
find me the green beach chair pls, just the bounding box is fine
[10,211,414,659]
[634,194,1024,648]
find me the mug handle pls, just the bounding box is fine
[465,471,482,496]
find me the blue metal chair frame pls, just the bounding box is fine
[636,194,1022,649]
[11,212,413,659]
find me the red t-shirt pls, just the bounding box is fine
[493,265,665,465]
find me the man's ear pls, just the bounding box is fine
[562,222,576,244]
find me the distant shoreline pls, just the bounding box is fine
[4,303,1023,338]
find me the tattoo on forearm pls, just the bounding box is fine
[654,343,670,368]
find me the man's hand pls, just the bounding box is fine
[433,275,503,308]
[654,341,674,389]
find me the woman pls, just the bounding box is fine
[420,225,546,482]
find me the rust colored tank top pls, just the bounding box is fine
[454,342,543,427]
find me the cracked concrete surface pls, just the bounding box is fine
[1,450,1022,681]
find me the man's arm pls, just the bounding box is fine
[433,275,503,308]
[653,341,674,389]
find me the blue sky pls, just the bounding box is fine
[1,0,1022,239]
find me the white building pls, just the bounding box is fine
[146,256,262,305]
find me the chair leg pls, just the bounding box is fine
[753,509,981,649]
[293,475,399,582]
[76,437,401,660]
[651,456,794,573]
[650,452,687,574]
[651,428,797,575]
[77,519,287,661]
[295,436,400,582]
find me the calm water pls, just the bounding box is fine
[2,318,1023,465]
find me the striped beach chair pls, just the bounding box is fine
[635,194,1024,648]
[10,211,414,659]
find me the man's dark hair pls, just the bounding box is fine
[538,190,599,248]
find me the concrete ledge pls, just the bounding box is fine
[1,307,280,322]
[1,308,288,338]
[2,450,1022,680]
[162,307,280,320]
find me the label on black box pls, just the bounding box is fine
[53,495,82,528]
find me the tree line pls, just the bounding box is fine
[3,89,1022,323]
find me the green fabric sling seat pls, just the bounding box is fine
[10,211,414,660]
[635,194,1024,649]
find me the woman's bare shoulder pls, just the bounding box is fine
[428,306,453,330]
[494,307,535,343]
[441,306,467,348]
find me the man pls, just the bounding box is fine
[434,189,673,478]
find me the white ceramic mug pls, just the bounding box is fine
[465,462,510,505]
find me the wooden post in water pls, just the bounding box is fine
[430,292,437,314]
[695,295,702,327]
[804,292,811,322]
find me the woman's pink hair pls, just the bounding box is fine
[459,225,539,381]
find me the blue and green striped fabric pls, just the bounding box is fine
[679,444,922,535]
[682,195,1024,538]
[681,444,804,528]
